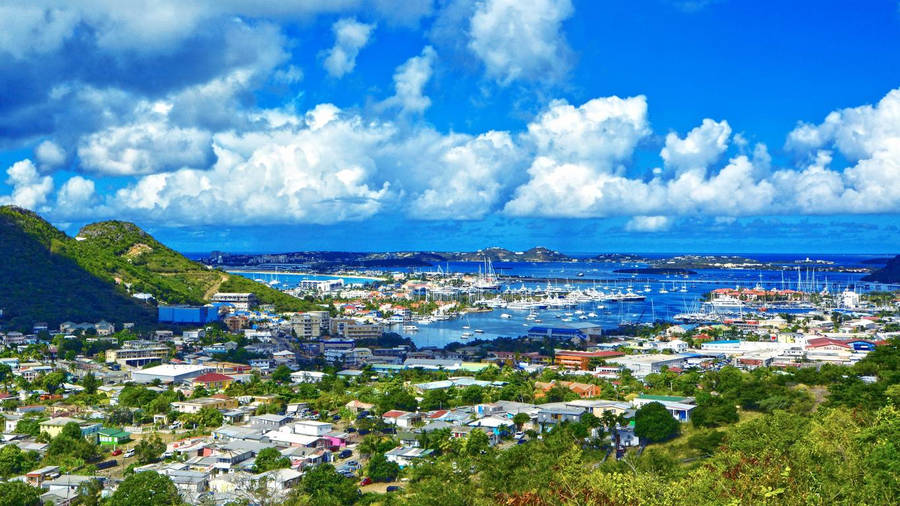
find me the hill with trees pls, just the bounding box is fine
[862,254,900,283]
[0,206,318,331]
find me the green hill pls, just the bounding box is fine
[0,206,319,331]
[0,207,156,330]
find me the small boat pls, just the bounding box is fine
[500,313,512,319]
[402,325,418,332]
[578,315,588,320]
[587,312,597,317]
[462,325,470,329]
[461,331,473,338]
[474,329,484,333]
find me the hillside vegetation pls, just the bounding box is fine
[0,207,156,330]
[862,254,900,283]
[0,206,317,330]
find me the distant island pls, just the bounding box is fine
[202,249,872,274]
[614,268,696,275]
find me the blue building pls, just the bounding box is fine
[158,305,218,324]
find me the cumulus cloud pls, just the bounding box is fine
[408,130,525,219]
[55,176,97,215]
[104,104,394,225]
[660,119,731,174]
[0,159,54,210]
[323,18,375,78]
[504,96,651,216]
[625,216,671,232]
[468,0,574,84]
[77,102,215,176]
[35,140,66,169]
[379,46,438,115]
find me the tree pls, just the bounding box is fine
[254,447,290,473]
[135,434,166,465]
[0,445,39,478]
[464,429,491,456]
[634,402,679,444]
[107,471,182,506]
[512,413,530,430]
[61,421,84,440]
[459,385,484,405]
[197,407,224,428]
[691,396,739,428]
[299,463,358,505]
[271,365,291,383]
[15,418,41,437]
[0,480,41,506]
[366,452,400,482]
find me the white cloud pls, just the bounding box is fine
[105,104,395,225]
[77,107,215,175]
[0,159,54,210]
[786,89,900,161]
[468,0,574,84]
[35,140,66,169]
[408,130,525,219]
[660,119,731,174]
[55,176,97,215]
[323,18,375,78]
[379,46,438,115]
[504,96,651,216]
[625,216,671,232]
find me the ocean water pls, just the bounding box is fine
[229,256,888,349]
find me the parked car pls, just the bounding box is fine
[332,414,341,421]
[360,477,372,486]
[124,449,135,458]
[111,449,122,456]
[386,486,400,492]
[346,460,360,469]
[514,431,524,439]
[338,449,352,459]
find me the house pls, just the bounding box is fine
[535,404,585,431]
[534,380,603,399]
[39,418,102,440]
[384,446,434,468]
[553,350,625,370]
[192,372,235,390]
[291,370,326,383]
[257,468,302,496]
[293,421,333,436]
[631,395,696,423]
[381,410,410,426]
[250,414,292,431]
[171,396,237,414]
[41,475,97,503]
[98,428,131,446]
[26,465,61,486]
[345,400,374,414]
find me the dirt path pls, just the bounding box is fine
[203,272,229,300]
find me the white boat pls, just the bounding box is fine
[402,325,418,332]
[474,329,484,333]
[461,331,473,338]
[587,312,597,317]
[578,315,588,320]
[500,313,512,319]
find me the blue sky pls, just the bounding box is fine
[1,0,899,254]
